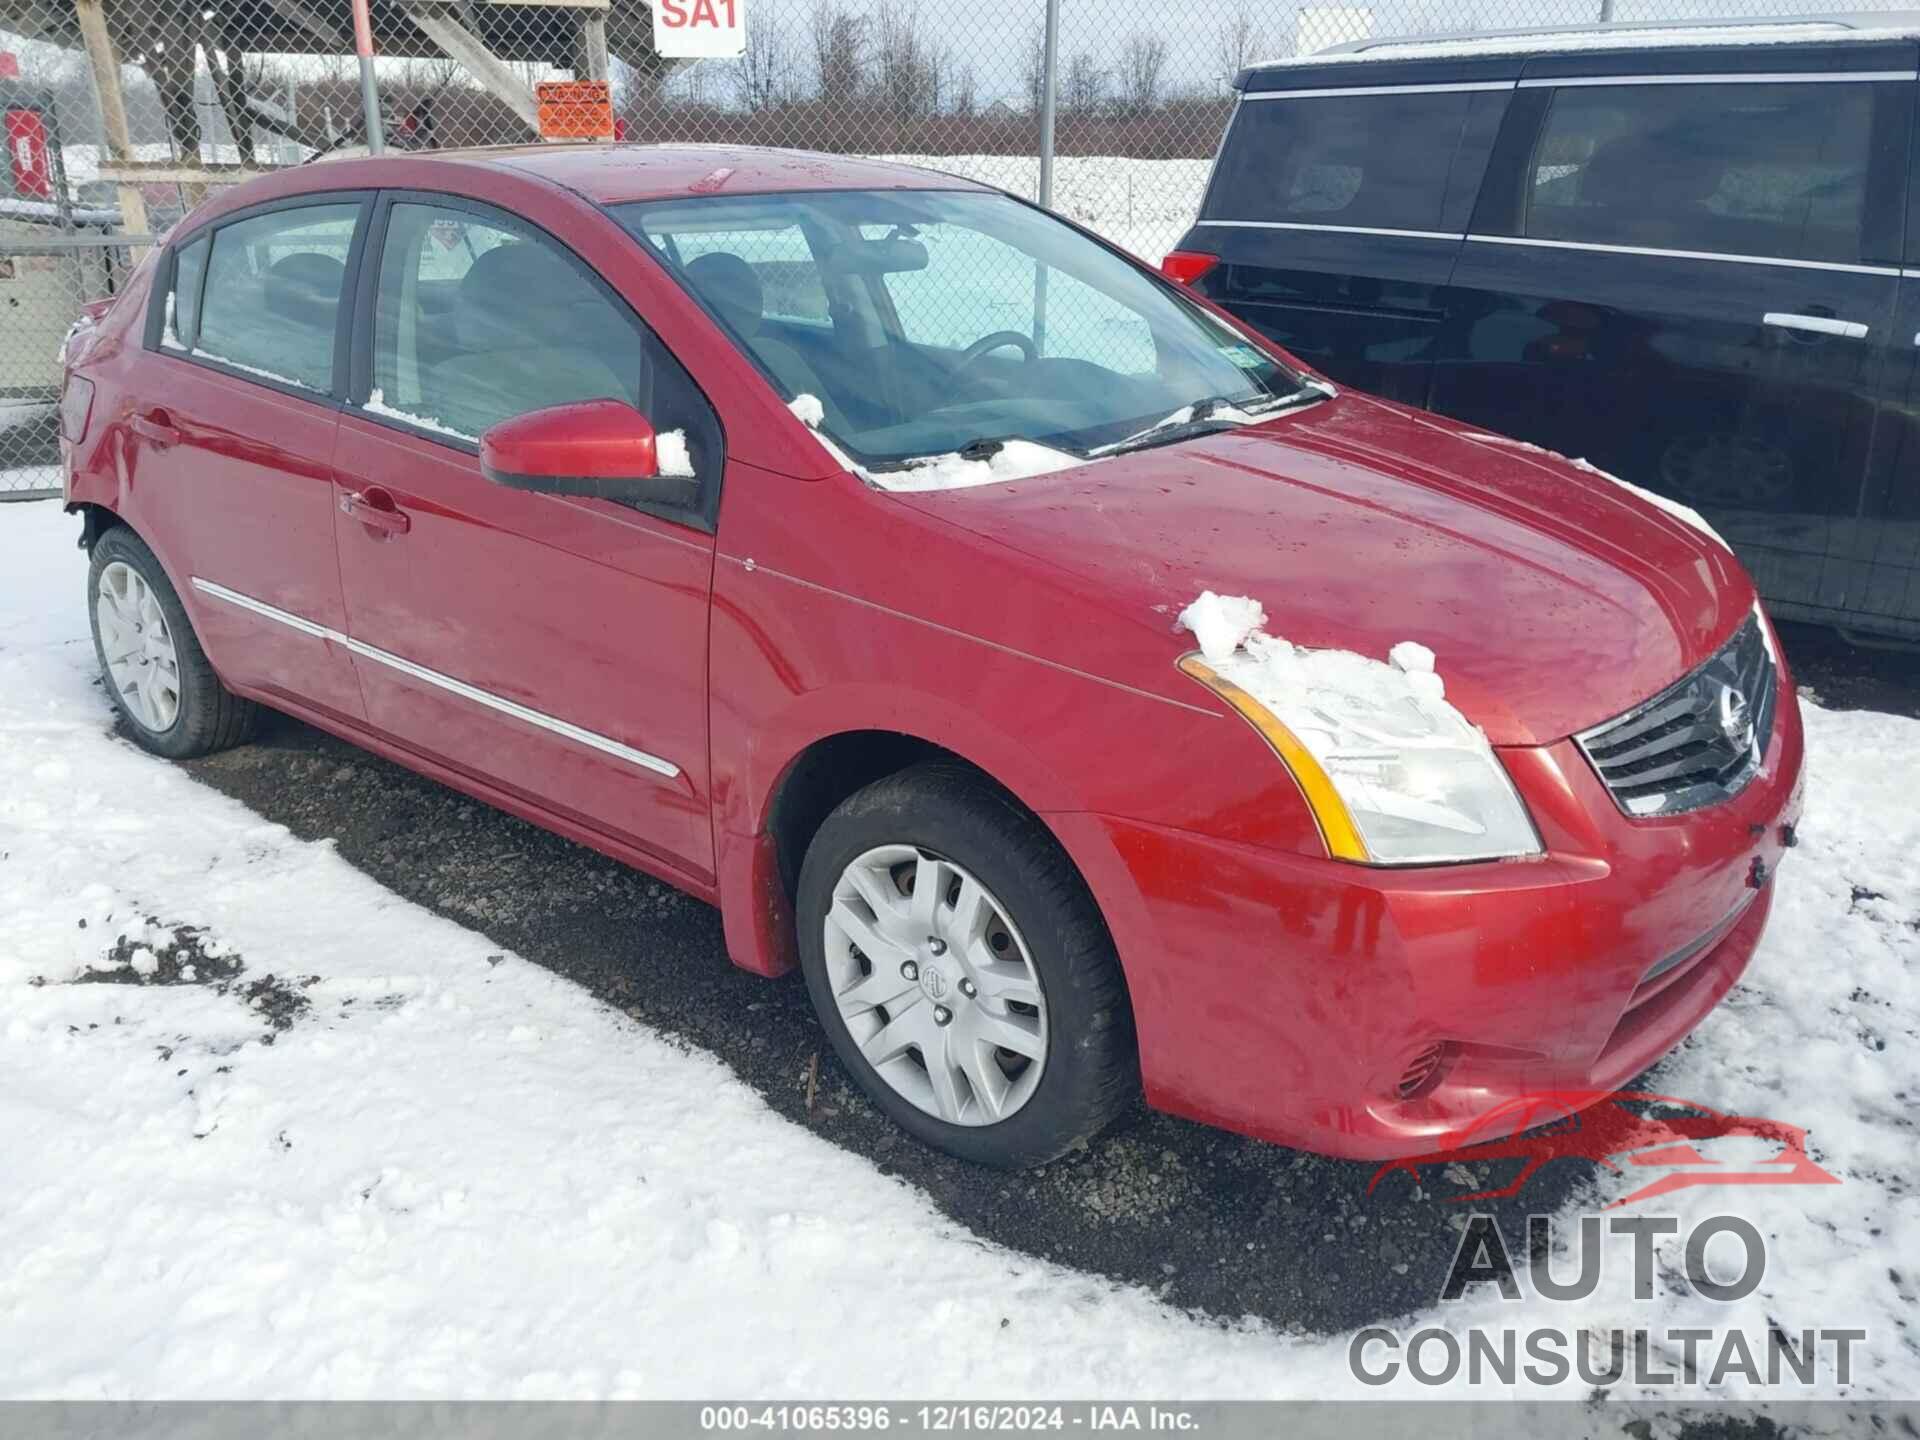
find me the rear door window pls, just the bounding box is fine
[196,203,359,391]
[1522,81,1878,263]
[1203,90,1482,233]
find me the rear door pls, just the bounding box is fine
[1434,56,1912,624]
[1181,74,1508,406]
[135,195,369,723]
[330,193,723,884]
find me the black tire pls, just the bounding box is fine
[796,762,1138,1168]
[87,525,258,759]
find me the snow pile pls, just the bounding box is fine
[871,439,1085,493]
[2,500,1918,1402]
[1466,429,1732,553]
[1175,590,1536,861]
[656,429,694,478]
[1178,590,1449,709]
[787,393,826,427]
[1178,589,1268,664]
[192,348,315,392]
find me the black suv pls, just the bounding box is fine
[1167,16,1920,642]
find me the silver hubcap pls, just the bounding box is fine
[96,560,181,732]
[824,845,1048,1127]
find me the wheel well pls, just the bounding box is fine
[767,731,961,900]
[67,502,122,551]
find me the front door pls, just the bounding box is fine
[137,197,369,724]
[330,195,723,883]
[1433,73,1909,622]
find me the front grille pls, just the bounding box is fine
[1577,613,1777,818]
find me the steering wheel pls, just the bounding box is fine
[954,330,1038,378]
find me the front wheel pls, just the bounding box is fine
[87,525,258,758]
[796,763,1138,1168]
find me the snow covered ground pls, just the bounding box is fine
[3,496,1918,1404]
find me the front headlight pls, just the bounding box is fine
[1179,644,1542,866]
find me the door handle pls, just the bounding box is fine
[339,487,412,536]
[1763,312,1869,340]
[131,409,181,447]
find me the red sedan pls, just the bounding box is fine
[56,145,1804,1168]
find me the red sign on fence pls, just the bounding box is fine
[535,80,614,142]
[5,107,54,201]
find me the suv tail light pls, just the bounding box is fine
[1160,250,1220,285]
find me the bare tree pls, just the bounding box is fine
[873,1,919,116]
[1062,50,1104,118]
[734,0,794,111]
[1116,33,1167,116]
[1215,7,1259,90]
[1021,21,1046,115]
[810,0,867,101]
[951,63,977,117]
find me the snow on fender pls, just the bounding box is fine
[1173,592,1541,864]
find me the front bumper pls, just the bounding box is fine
[1049,678,1806,1161]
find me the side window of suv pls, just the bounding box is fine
[364,201,723,490]
[1523,81,1876,264]
[1203,91,1483,233]
[194,204,360,391]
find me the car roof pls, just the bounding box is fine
[367,143,995,205]
[1237,11,1920,91]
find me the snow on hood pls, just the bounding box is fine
[1177,590,1450,712]
[1463,430,1731,553]
[1173,592,1547,861]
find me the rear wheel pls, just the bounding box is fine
[796,762,1137,1167]
[88,526,258,758]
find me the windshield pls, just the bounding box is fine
[613,189,1314,475]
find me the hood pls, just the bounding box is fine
[889,393,1754,747]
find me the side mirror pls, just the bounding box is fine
[479,399,696,504]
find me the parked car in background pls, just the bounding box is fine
[1166,15,1920,643]
[59,145,1801,1169]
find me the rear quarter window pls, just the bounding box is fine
[1520,80,1879,264]
[1202,90,1485,233]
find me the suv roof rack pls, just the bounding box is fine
[1243,11,1920,72]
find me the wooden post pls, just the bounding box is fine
[72,0,149,245]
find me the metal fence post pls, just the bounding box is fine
[1037,0,1061,210]
[352,0,386,154]
[1034,0,1062,350]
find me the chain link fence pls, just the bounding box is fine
[4,0,1907,493]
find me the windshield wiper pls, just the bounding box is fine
[1095,383,1330,459]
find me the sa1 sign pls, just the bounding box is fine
[652,0,745,58]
